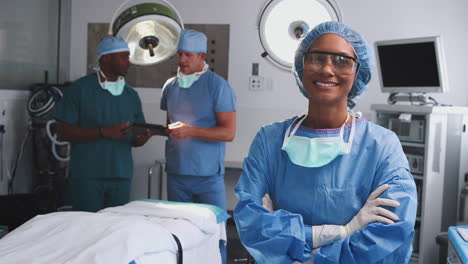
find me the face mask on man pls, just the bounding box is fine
[177,72,198,88]
[176,62,209,88]
[96,69,125,96]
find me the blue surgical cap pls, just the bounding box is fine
[293,21,372,109]
[97,36,129,58]
[178,29,207,53]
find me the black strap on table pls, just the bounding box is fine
[172,233,183,264]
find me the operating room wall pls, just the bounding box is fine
[65,0,468,200]
[338,0,468,111]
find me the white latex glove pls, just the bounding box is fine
[262,193,274,212]
[312,184,400,248]
[340,184,400,238]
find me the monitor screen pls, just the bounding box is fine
[375,36,447,93]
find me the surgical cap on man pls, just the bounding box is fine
[178,29,207,53]
[96,36,130,59]
[293,21,372,109]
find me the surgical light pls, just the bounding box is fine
[109,0,184,65]
[258,0,342,70]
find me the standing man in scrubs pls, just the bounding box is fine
[54,37,152,212]
[234,21,417,263]
[160,29,236,263]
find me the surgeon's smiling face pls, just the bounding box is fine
[302,33,357,107]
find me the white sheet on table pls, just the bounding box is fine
[100,201,225,264]
[100,201,218,234]
[100,201,227,241]
[0,212,178,264]
[133,225,222,264]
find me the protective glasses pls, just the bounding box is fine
[303,51,360,75]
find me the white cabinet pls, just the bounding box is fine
[371,104,468,264]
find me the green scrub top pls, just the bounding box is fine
[53,74,145,180]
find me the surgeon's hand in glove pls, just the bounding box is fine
[340,184,400,237]
[312,184,400,248]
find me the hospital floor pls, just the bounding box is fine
[226,215,253,264]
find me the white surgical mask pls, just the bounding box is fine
[281,112,356,168]
[177,62,209,88]
[96,69,125,96]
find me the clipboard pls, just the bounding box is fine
[122,123,167,136]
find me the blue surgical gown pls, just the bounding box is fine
[234,117,417,264]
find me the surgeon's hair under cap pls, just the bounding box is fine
[293,21,372,109]
[178,29,207,53]
[97,36,130,59]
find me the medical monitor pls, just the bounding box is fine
[375,36,448,93]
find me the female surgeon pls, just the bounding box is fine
[233,21,417,264]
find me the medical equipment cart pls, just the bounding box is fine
[372,104,468,264]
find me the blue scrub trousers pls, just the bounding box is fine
[167,173,227,264]
[70,178,131,212]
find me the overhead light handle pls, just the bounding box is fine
[139,35,160,57]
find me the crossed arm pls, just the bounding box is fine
[234,129,417,263]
